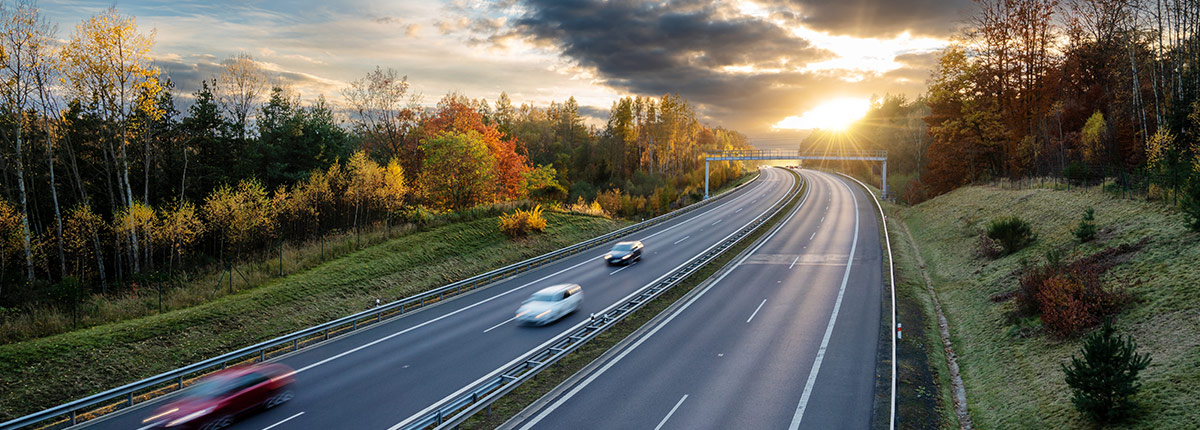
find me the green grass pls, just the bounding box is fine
[896,184,1200,429]
[0,212,626,422]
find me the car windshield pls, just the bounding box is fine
[612,243,633,251]
[529,291,560,302]
[184,377,232,399]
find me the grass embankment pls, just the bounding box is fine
[894,185,1200,429]
[0,212,626,422]
[459,169,798,430]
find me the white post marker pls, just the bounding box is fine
[897,323,902,340]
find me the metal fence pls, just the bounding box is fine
[0,172,764,430]
[986,165,1192,207]
[398,170,806,430]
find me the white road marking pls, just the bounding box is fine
[820,216,824,223]
[400,172,801,430]
[711,219,722,226]
[296,173,781,374]
[673,236,690,245]
[136,422,162,430]
[789,256,799,269]
[809,232,816,240]
[517,173,813,430]
[483,316,518,333]
[262,412,305,430]
[654,395,689,430]
[746,299,767,323]
[789,175,861,429]
[735,208,743,213]
[609,265,631,275]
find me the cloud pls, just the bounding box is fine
[761,0,972,38]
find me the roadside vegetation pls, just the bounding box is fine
[894,184,1199,429]
[0,211,625,422]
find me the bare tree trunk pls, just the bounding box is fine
[14,116,34,282]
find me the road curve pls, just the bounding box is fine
[509,169,883,430]
[82,167,797,430]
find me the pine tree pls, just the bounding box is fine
[1062,319,1151,423]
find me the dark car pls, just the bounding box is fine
[604,241,643,265]
[142,363,295,429]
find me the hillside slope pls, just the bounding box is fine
[895,185,1199,429]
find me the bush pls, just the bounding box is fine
[566,197,610,218]
[1074,207,1097,242]
[1015,246,1134,337]
[1062,160,1088,183]
[986,216,1037,255]
[1062,319,1151,423]
[976,232,1004,259]
[1182,177,1200,232]
[498,205,547,238]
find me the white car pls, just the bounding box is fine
[516,284,583,326]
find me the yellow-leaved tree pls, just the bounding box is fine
[377,158,408,235]
[62,204,106,284]
[154,201,204,270]
[114,202,156,271]
[203,179,275,261]
[0,200,22,293]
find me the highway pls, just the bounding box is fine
[509,170,883,429]
[84,167,797,430]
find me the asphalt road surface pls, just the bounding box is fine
[510,169,883,430]
[83,167,797,430]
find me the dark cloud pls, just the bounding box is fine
[507,0,835,130]
[763,0,972,38]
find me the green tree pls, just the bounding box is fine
[418,131,496,210]
[1062,319,1151,423]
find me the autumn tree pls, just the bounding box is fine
[217,53,267,140]
[154,200,202,269]
[342,66,420,162]
[203,179,275,259]
[419,131,497,210]
[425,95,530,200]
[61,7,163,274]
[62,204,104,283]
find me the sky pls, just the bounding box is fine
[43,0,975,149]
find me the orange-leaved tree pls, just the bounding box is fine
[424,96,530,200]
[419,131,497,211]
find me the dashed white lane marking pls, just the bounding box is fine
[673,236,690,245]
[712,219,722,226]
[820,216,824,223]
[736,208,743,213]
[483,316,519,333]
[789,256,799,269]
[610,264,632,275]
[746,299,767,323]
[655,395,689,430]
[809,232,816,240]
[262,412,305,430]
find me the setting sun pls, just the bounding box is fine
[772,98,871,131]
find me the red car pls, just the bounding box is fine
[142,363,295,429]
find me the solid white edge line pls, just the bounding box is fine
[394,170,798,430]
[261,411,305,430]
[746,299,767,323]
[653,394,689,430]
[484,316,519,333]
[516,171,811,430]
[297,169,779,374]
[788,173,860,429]
[838,173,898,430]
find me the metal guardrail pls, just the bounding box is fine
[396,170,805,430]
[1,173,763,430]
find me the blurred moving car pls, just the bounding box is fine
[142,363,295,429]
[516,284,583,326]
[604,241,643,265]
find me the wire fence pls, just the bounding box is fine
[985,165,1193,208]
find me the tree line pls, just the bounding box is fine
[841,0,1200,205]
[0,2,752,310]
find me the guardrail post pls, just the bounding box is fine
[260,350,265,362]
[376,311,381,323]
[177,376,183,390]
[70,410,76,425]
[128,392,134,406]
[324,328,329,340]
[353,320,358,330]
[292,339,298,351]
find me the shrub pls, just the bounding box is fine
[1182,177,1200,232]
[566,197,610,218]
[1062,319,1151,423]
[1016,246,1133,337]
[1062,160,1088,183]
[976,232,1004,259]
[498,205,547,238]
[1074,207,1097,242]
[986,216,1037,255]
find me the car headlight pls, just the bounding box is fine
[166,408,212,427]
[536,310,552,319]
[604,254,612,259]
[621,254,630,259]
